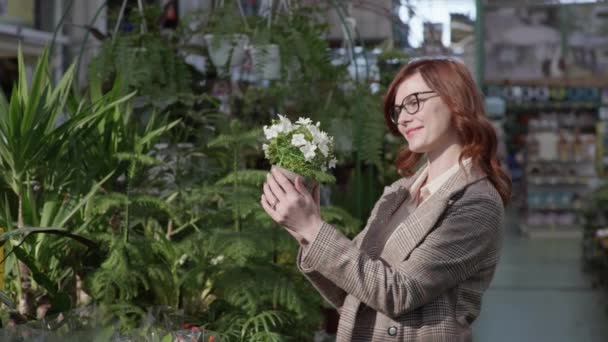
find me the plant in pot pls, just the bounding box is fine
[250,22,281,81]
[202,5,250,76]
[262,115,337,192]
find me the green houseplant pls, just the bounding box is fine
[262,115,337,191]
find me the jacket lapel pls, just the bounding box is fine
[361,166,427,237]
[380,162,487,264]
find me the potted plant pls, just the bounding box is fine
[250,24,281,81]
[202,5,251,75]
[262,115,337,192]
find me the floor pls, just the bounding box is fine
[473,211,608,342]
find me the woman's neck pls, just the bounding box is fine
[426,142,463,183]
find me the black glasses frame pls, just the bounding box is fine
[390,91,439,124]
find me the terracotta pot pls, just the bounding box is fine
[271,165,317,194]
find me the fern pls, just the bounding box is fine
[207,229,274,265]
[355,89,386,169]
[216,170,268,187]
[241,311,288,340]
[86,193,129,216]
[321,205,361,236]
[115,152,161,167]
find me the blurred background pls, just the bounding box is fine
[0,0,607,341]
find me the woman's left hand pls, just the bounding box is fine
[261,169,323,244]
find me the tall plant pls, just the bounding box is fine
[0,47,127,317]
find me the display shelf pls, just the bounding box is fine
[526,159,595,165]
[485,77,608,88]
[506,102,599,110]
[494,84,604,239]
[526,177,592,186]
[526,206,580,211]
[528,127,597,134]
[520,224,583,239]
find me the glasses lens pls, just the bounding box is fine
[405,97,420,114]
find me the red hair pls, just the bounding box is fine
[383,58,512,206]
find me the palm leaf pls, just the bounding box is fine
[0,290,15,309]
[0,227,97,249]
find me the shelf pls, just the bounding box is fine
[485,77,608,87]
[526,206,580,211]
[526,177,592,186]
[527,159,595,165]
[520,224,582,239]
[528,128,597,133]
[507,102,599,110]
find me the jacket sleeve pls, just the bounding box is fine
[298,195,504,319]
[294,182,393,312]
[296,224,371,312]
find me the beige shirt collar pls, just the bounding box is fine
[410,158,472,205]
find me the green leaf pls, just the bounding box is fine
[216,170,268,187]
[0,227,97,249]
[13,245,58,295]
[0,290,15,309]
[54,171,114,228]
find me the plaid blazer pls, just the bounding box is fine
[297,162,505,341]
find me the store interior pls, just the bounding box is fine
[0,0,607,341]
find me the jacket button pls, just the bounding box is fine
[387,326,398,336]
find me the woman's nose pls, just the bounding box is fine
[397,113,412,125]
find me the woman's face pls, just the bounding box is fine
[394,72,457,153]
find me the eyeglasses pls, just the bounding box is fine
[389,91,439,124]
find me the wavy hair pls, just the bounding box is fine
[383,57,512,206]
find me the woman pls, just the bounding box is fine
[261,57,511,341]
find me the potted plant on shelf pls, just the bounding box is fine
[250,23,281,81]
[202,4,250,76]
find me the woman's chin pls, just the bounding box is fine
[407,143,428,154]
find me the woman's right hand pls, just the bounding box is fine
[263,182,321,246]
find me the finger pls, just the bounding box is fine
[261,194,274,210]
[261,194,281,221]
[271,168,297,195]
[263,182,279,205]
[294,177,311,198]
[267,173,287,200]
[313,184,320,205]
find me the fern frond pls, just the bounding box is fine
[242,311,288,340]
[321,205,361,235]
[216,170,268,187]
[87,193,129,216]
[355,93,385,168]
[115,152,161,166]
[208,230,273,265]
[129,194,180,223]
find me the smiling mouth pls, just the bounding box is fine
[405,127,423,136]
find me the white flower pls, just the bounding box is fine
[307,123,320,137]
[277,114,294,133]
[291,133,308,147]
[321,165,327,172]
[318,142,329,157]
[300,143,317,161]
[211,254,225,265]
[177,254,189,265]
[328,157,337,169]
[296,117,312,125]
[263,125,280,140]
[262,143,270,156]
